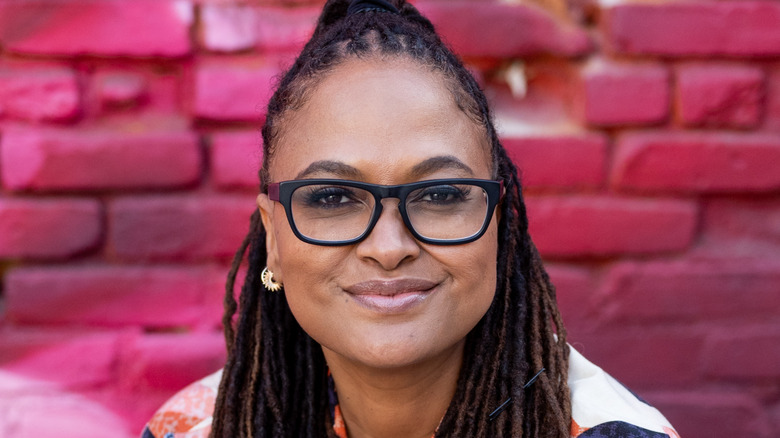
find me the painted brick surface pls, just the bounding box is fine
[0,0,777,436]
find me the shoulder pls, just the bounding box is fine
[141,369,222,438]
[567,346,680,438]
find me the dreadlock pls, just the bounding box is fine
[210,1,570,436]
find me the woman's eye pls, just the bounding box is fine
[417,186,467,203]
[306,187,356,207]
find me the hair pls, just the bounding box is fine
[210,1,571,437]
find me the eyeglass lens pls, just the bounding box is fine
[289,183,490,242]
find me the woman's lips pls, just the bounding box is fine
[344,279,439,314]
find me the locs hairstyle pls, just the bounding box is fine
[210,1,571,437]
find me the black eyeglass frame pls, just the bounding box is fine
[267,178,504,246]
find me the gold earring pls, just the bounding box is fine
[261,267,283,292]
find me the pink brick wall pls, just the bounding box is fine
[0,0,778,436]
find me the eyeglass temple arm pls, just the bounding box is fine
[267,183,280,201]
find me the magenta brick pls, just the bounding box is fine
[599,259,780,324]
[545,264,598,333]
[0,329,120,390]
[119,332,225,391]
[0,198,100,259]
[95,72,147,108]
[582,61,670,126]
[502,134,607,190]
[194,61,281,121]
[0,0,192,57]
[211,131,263,189]
[200,4,256,52]
[677,64,764,128]
[699,198,780,258]
[254,6,319,52]
[605,1,780,57]
[573,329,705,389]
[108,196,252,260]
[0,64,80,122]
[612,132,780,193]
[766,66,780,131]
[417,1,590,58]
[526,196,697,257]
[0,126,201,192]
[5,265,225,328]
[703,330,780,380]
[649,392,772,438]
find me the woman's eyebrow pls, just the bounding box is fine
[295,160,363,179]
[409,155,475,178]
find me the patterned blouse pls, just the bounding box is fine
[141,346,680,438]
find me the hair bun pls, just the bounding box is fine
[347,0,400,15]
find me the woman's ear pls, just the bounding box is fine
[257,193,282,282]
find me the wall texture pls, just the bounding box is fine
[0,0,778,436]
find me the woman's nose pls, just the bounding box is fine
[354,199,420,270]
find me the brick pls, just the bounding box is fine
[699,198,780,258]
[200,4,257,52]
[0,126,201,192]
[677,64,764,128]
[502,134,607,190]
[703,329,780,380]
[417,1,590,58]
[254,6,319,52]
[211,131,263,189]
[526,196,697,257]
[573,329,705,389]
[612,132,780,193]
[0,0,192,57]
[109,195,252,261]
[194,61,281,121]
[0,329,120,391]
[95,72,147,108]
[648,392,772,438]
[119,332,225,391]
[0,198,100,259]
[544,264,598,333]
[767,67,780,131]
[0,64,80,122]
[0,393,135,438]
[599,259,780,325]
[605,1,780,57]
[5,265,226,328]
[582,60,670,126]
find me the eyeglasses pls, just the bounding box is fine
[268,178,504,246]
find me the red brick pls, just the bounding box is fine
[0,0,192,57]
[211,131,263,189]
[0,126,201,192]
[119,332,225,391]
[254,6,319,52]
[582,60,670,126]
[417,1,590,58]
[108,195,252,260]
[502,134,607,190]
[767,66,780,131]
[5,265,226,328]
[599,259,780,325]
[193,61,281,121]
[200,4,256,52]
[572,329,705,389]
[676,64,764,128]
[0,329,120,390]
[544,264,598,333]
[613,131,780,193]
[0,198,100,259]
[605,1,780,57]
[703,329,780,380]
[0,64,80,122]
[699,198,780,258]
[526,196,697,257]
[648,392,772,438]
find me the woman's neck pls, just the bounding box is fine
[322,341,465,438]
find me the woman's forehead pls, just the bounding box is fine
[268,58,492,182]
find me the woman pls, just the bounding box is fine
[144,0,678,437]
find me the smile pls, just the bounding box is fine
[344,279,439,314]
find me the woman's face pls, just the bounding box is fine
[257,57,499,370]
